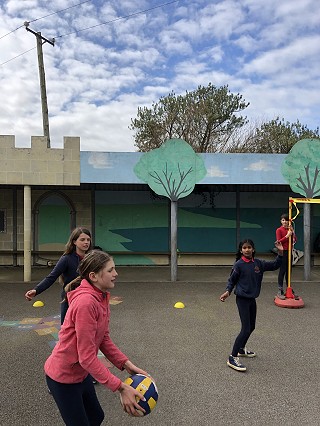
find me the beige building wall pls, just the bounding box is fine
[0,135,80,186]
[0,189,14,265]
[0,189,91,266]
[65,189,91,227]
[31,189,92,230]
[0,135,83,266]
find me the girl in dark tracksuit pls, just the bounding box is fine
[25,227,92,324]
[220,238,283,372]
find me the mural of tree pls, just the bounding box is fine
[134,138,207,280]
[134,138,207,200]
[281,138,320,281]
[281,138,320,198]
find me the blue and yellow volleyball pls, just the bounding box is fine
[124,374,158,416]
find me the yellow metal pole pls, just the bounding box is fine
[287,198,293,288]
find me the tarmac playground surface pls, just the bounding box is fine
[1,265,320,426]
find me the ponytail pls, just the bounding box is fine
[61,276,82,303]
[61,250,112,303]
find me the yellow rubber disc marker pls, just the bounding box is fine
[174,302,185,309]
[33,300,44,307]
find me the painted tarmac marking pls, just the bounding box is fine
[0,296,123,348]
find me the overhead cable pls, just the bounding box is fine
[0,0,91,41]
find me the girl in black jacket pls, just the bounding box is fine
[220,238,283,372]
[25,227,92,324]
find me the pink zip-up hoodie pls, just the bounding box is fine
[44,279,128,392]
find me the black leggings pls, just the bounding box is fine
[60,289,68,325]
[278,250,289,289]
[46,375,104,426]
[231,296,257,357]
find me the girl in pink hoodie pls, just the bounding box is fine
[45,250,150,425]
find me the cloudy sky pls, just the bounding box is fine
[0,0,319,152]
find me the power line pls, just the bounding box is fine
[55,0,180,38]
[0,24,25,41]
[0,1,91,41]
[28,0,91,24]
[0,46,36,66]
[0,0,179,67]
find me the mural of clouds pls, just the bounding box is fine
[206,165,229,178]
[244,160,274,172]
[88,152,113,169]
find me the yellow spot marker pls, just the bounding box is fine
[33,300,44,308]
[174,302,185,309]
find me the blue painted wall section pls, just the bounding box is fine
[81,152,287,185]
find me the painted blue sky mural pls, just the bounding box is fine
[81,151,287,185]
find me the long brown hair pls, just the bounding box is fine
[59,227,92,287]
[64,227,92,255]
[64,250,112,295]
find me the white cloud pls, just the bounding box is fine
[0,0,319,151]
[244,160,274,171]
[242,35,320,77]
[88,152,113,168]
[207,166,229,177]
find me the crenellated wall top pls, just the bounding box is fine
[0,135,80,186]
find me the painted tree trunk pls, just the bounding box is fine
[170,200,178,281]
[304,203,311,280]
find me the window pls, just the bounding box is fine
[0,209,6,233]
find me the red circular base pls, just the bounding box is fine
[274,295,304,309]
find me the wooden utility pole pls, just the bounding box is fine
[24,22,55,148]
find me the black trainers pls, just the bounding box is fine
[277,289,285,300]
[227,355,246,372]
[238,347,256,358]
